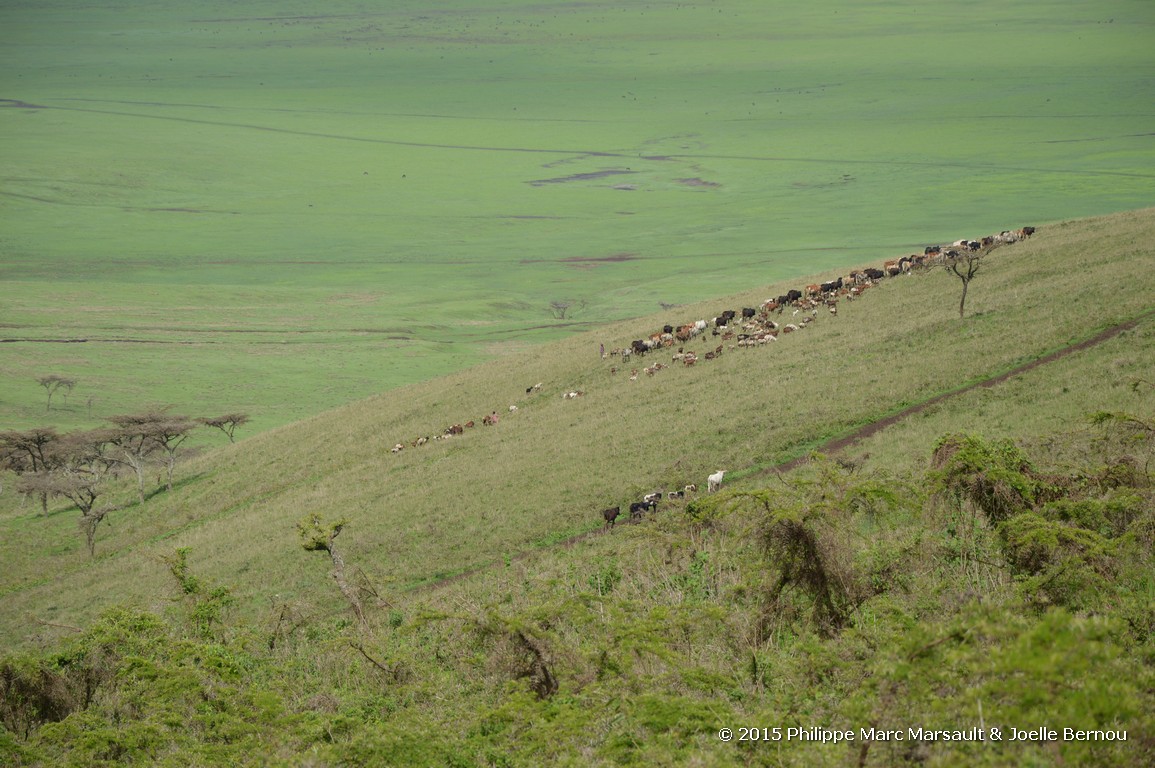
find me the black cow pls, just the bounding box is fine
[631,339,649,356]
[864,267,885,280]
[820,278,842,294]
[663,324,674,334]
[629,500,657,520]
[741,307,756,319]
[714,309,737,327]
[785,289,803,304]
[924,245,942,256]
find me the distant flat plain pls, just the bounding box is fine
[2,0,1153,432]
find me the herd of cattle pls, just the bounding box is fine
[390,225,1036,527]
[611,226,1036,366]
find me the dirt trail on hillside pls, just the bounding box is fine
[770,309,1155,473]
[407,309,1154,594]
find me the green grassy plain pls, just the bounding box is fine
[3,0,1154,434]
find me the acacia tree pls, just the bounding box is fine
[150,414,197,492]
[106,415,158,505]
[18,429,118,556]
[106,410,197,499]
[548,299,586,320]
[0,428,61,515]
[944,247,992,318]
[36,375,76,413]
[198,413,250,444]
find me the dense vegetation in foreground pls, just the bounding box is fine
[1,210,1154,765]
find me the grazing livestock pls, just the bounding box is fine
[526,382,543,394]
[714,310,736,328]
[643,492,662,505]
[391,443,404,453]
[602,506,622,530]
[482,412,499,426]
[629,499,657,520]
[508,405,518,413]
[707,470,726,493]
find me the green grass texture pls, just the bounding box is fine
[2,0,1154,434]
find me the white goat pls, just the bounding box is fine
[707,470,726,493]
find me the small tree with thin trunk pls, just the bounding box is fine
[944,247,992,319]
[105,416,158,505]
[548,299,586,320]
[37,375,76,413]
[298,514,366,628]
[150,415,197,492]
[198,413,250,444]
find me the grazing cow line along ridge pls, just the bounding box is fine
[406,304,1154,594]
[391,226,1034,453]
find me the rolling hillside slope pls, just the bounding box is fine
[2,208,1154,767]
[2,207,1153,644]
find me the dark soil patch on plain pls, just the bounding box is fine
[676,177,720,187]
[559,253,639,264]
[528,169,637,186]
[0,99,45,109]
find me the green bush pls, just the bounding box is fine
[930,434,1038,523]
[998,513,1115,609]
